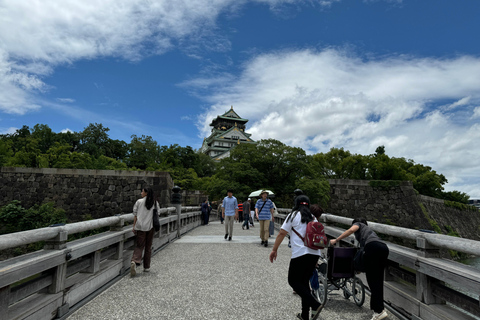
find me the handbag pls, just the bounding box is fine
[152,206,160,232]
[269,220,275,236]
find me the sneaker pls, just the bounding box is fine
[228,237,232,241]
[242,226,245,230]
[264,241,268,247]
[261,240,265,245]
[143,268,150,272]
[224,233,228,239]
[371,310,388,320]
[130,261,136,277]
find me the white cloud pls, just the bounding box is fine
[56,98,75,103]
[60,128,74,133]
[0,0,339,115]
[193,48,480,196]
[0,127,18,135]
[473,107,480,119]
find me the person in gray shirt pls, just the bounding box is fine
[330,218,389,320]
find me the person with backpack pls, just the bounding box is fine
[330,218,389,320]
[131,186,159,277]
[269,195,323,320]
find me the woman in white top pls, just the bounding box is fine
[131,186,159,277]
[269,195,323,320]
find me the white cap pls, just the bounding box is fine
[248,198,251,200]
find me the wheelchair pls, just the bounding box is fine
[311,246,366,308]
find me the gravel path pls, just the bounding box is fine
[68,221,398,320]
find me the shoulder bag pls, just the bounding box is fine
[152,204,160,232]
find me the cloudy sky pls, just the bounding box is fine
[1,0,480,197]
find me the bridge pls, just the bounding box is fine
[0,207,479,320]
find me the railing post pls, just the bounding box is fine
[110,217,125,260]
[83,251,101,273]
[44,230,68,250]
[416,235,444,304]
[175,204,182,238]
[49,248,71,317]
[42,229,70,317]
[0,285,9,320]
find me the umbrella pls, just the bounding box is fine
[248,189,275,198]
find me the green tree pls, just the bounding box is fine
[441,190,470,204]
[78,123,111,158]
[31,124,56,153]
[0,139,13,166]
[126,135,160,169]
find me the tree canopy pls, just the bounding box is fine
[0,124,470,207]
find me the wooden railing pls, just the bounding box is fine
[1,208,478,320]
[274,209,480,320]
[0,207,203,320]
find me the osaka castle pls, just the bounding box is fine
[201,106,257,160]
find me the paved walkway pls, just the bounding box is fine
[68,220,398,320]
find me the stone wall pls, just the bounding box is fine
[327,179,480,241]
[0,167,174,221]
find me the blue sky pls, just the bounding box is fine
[1,0,480,198]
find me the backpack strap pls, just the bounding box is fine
[291,227,305,242]
[291,213,316,241]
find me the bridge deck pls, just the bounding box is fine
[68,221,399,320]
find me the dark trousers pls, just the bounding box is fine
[132,229,154,269]
[203,212,209,225]
[365,241,389,313]
[288,254,320,320]
[242,213,250,229]
[238,211,243,222]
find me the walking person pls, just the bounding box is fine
[255,190,275,247]
[218,200,224,224]
[330,218,390,320]
[250,198,255,227]
[269,195,323,320]
[238,201,243,223]
[201,199,210,225]
[222,189,238,241]
[242,198,251,230]
[131,186,159,277]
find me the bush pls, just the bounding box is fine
[0,201,67,234]
[0,200,26,234]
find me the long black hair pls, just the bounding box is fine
[143,187,155,210]
[286,195,314,224]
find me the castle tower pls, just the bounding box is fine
[200,106,256,160]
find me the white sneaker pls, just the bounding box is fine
[143,268,150,272]
[371,310,388,320]
[130,261,136,277]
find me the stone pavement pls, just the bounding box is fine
[68,220,399,320]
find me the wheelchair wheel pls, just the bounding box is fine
[312,263,328,307]
[345,277,365,307]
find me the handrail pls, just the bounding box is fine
[319,213,480,256]
[0,207,195,251]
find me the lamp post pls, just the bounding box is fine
[171,186,182,238]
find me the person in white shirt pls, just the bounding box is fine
[131,186,159,276]
[269,195,323,320]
